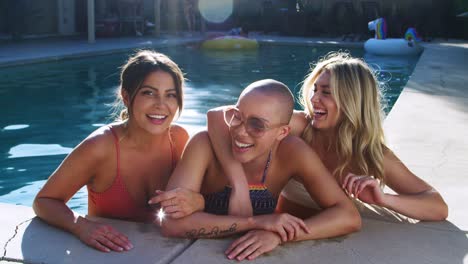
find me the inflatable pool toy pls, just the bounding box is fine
[201,36,258,50]
[364,38,423,56]
[364,18,423,56]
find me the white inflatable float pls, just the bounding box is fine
[364,38,423,56]
[364,18,423,56]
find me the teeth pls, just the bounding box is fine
[148,114,166,119]
[235,140,253,148]
[314,109,326,114]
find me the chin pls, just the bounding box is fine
[232,150,250,164]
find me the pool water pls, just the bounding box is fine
[0,44,420,214]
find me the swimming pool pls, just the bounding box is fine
[0,44,420,214]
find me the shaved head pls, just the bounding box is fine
[238,79,294,124]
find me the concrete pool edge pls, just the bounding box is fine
[0,35,366,68]
[1,37,468,263]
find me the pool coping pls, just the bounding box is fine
[1,35,468,263]
[0,35,365,68]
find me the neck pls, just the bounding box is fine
[242,144,276,183]
[122,119,170,148]
[313,127,337,152]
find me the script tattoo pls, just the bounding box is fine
[185,223,238,238]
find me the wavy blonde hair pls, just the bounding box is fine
[300,52,386,184]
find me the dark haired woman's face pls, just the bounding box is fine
[309,71,339,130]
[130,71,179,134]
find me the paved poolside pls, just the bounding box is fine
[1,35,467,263]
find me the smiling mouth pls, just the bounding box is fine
[147,114,167,120]
[313,109,327,118]
[234,140,254,149]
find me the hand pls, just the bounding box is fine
[342,173,385,206]
[76,218,133,253]
[253,213,310,242]
[148,188,204,219]
[225,230,281,261]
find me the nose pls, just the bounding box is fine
[153,95,163,107]
[232,120,249,137]
[311,91,320,104]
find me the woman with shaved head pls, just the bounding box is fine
[150,79,360,260]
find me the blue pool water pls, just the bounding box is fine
[0,44,420,214]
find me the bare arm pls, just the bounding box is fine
[379,150,447,220]
[224,137,360,260]
[33,128,132,252]
[289,110,309,137]
[154,132,308,240]
[343,149,448,221]
[284,136,361,241]
[207,107,252,216]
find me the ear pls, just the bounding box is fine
[121,89,130,107]
[275,125,291,141]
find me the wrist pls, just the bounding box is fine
[247,216,257,229]
[72,215,88,236]
[379,193,394,208]
[271,231,283,245]
[197,193,205,211]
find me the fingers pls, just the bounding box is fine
[105,230,133,251]
[225,231,280,261]
[345,175,360,196]
[342,173,354,189]
[225,233,259,261]
[85,226,133,253]
[294,217,310,234]
[356,178,378,197]
[284,223,295,241]
[89,239,112,252]
[166,211,185,219]
[95,234,125,252]
[225,233,251,257]
[234,241,261,261]
[148,190,177,205]
[246,247,266,260]
[160,198,178,208]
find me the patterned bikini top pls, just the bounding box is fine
[203,152,277,215]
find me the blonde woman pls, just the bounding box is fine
[207,52,448,222]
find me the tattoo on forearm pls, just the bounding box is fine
[185,223,237,238]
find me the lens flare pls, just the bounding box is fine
[157,208,165,224]
[198,0,233,23]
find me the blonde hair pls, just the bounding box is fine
[300,52,386,184]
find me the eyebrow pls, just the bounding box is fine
[250,115,270,125]
[235,106,271,124]
[140,85,177,93]
[314,83,330,89]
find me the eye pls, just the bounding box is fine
[167,93,177,98]
[248,118,267,132]
[142,90,154,96]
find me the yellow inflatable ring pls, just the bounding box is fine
[201,36,258,50]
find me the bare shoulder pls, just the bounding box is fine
[185,131,212,152]
[277,135,315,162]
[77,125,116,160]
[170,124,190,152]
[170,124,189,140]
[290,111,309,137]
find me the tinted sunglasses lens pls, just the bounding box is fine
[246,118,266,137]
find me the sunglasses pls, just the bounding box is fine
[223,107,285,138]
